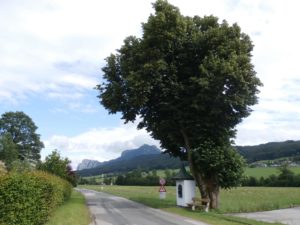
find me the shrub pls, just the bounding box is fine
[0,161,6,176]
[0,171,72,225]
[37,150,77,187]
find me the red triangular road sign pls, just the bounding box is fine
[159,186,166,192]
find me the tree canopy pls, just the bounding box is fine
[37,150,76,186]
[0,111,44,162]
[97,0,262,208]
[0,133,18,169]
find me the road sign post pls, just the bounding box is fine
[159,178,167,199]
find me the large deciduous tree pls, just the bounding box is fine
[0,111,44,162]
[96,0,262,208]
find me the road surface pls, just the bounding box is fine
[78,188,210,225]
[232,207,300,225]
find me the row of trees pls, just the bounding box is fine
[115,170,160,186]
[97,0,262,208]
[0,111,76,186]
[78,169,177,186]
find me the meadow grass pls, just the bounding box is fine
[80,185,300,225]
[219,187,300,213]
[45,189,91,225]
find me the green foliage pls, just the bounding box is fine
[0,111,44,162]
[242,165,300,187]
[97,0,261,207]
[10,159,35,173]
[0,134,18,170]
[98,0,261,158]
[0,161,7,176]
[115,170,160,186]
[164,169,176,186]
[237,140,300,163]
[37,150,77,186]
[0,171,72,225]
[192,141,245,189]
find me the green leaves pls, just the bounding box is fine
[37,150,76,186]
[97,0,262,201]
[0,111,44,162]
[192,141,245,189]
[0,171,72,225]
[0,134,18,170]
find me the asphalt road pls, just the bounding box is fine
[78,188,210,225]
[232,207,300,225]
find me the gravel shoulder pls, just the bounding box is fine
[231,207,300,225]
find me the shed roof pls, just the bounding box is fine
[172,164,194,180]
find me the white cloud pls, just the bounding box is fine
[2,0,300,161]
[43,121,160,168]
[0,0,151,104]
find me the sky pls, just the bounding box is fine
[1,0,300,169]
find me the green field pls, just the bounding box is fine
[244,166,300,178]
[81,185,288,225]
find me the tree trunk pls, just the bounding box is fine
[206,179,220,209]
[181,129,208,199]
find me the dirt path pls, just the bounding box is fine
[232,207,300,225]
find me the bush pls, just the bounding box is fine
[0,171,72,225]
[0,161,6,176]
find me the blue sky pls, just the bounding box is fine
[1,0,300,168]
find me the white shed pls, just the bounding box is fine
[172,165,195,207]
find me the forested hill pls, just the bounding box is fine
[76,141,300,177]
[236,140,300,163]
[76,144,185,177]
[76,154,184,177]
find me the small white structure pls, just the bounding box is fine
[173,165,195,207]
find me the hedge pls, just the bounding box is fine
[0,171,72,225]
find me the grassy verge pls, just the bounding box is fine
[220,187,300,212]
[45,189,91,225]
[80,185,292,225]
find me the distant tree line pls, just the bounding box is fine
[115,170,160,186]
[78,169,178,186]
[242,165,300,187]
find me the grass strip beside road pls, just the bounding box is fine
[81,185,286,225]
[46,189,91,225]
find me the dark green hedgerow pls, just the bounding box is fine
[0,171,72,225]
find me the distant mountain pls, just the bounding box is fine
[76,144,161,171]
[121,144,160,160]
[77,140,300,177]
[76,144,184,177]
[236,140,300,163]
[77,159,103,171]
